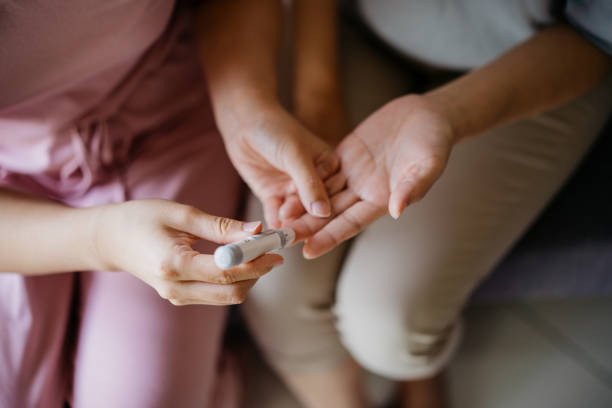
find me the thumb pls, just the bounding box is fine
[388,159,443,218]
[168,205,262,244]
[388,180,416,219]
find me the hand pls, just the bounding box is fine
[286,94,455,258]
[221,102,340,228]
[94,199,283,305]
[276,86,350,223]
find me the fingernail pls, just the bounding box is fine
[302,245,317,259]
[242,221,261,232]
[311,200,331,217]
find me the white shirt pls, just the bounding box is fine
[358,0,555,70]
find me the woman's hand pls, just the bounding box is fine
[94,199,283,305]
[286,94,455,258]
[221,101,340,228]
[274,86,351,223]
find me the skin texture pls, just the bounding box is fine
[0,191,283,305]
[0,0,339,307]
[264,3,367,408]
[277,0,351,224]
[274,18,612,408]
[285,24,612,259]
[292,0,349,146]
[196,0,341,229]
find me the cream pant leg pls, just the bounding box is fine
[241,20,412,375]
[334,77,612,379]
[245,76,612,380]
[242,20,612,379]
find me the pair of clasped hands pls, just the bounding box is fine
[120,94,454,306]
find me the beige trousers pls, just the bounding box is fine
[242,25,612,380]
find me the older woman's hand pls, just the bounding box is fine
[221,101,340,228]
[285,94,455,258]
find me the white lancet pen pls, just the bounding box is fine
[214,228,296,270]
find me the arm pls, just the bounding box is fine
[0,189,103,274]
[195,0,282,128]
[271,0,349,223]
[427,25,612,142]
[196,0,339,227]
[292,0,348,144]
[288,24,612,258]
[0,189,282,305]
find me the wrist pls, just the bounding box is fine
[418,92,461,145]
[214,90,284,140]
[82,203,119,272]
[294,82,342,112]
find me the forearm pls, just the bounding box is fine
[293,0,342,107]
[0,189,103,275]
[426,25,612,142]
[196,0,284,135]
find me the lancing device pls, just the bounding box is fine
[214,228,295,270]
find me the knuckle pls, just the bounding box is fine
[342,212,363,236]
[158,261,179,280]
[228,285,247,304]
[175,250,197,275]
[305,176,320,189]
[213,216,234,236]
[157,283,178,300]
[215,269,233,284]
[182,206,199,226]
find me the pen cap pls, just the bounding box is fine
[214,244,242,270]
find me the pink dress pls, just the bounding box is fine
[0,1,242,407]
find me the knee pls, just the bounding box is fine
[335,304,462,380]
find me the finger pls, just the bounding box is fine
[284,145,332,218]
[388,180,417,219]
[279,195,305,221]
[315,150,341,180]
[263,196,283,229]
[284,188,360,242]
[303,201,385,259]
[388,161,442,218]
[160,279,259,306]
[166,204,262,244]
[167,249,283,283]
[324,171,347,196]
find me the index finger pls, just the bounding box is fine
[302,200,385,259]
[284,188,360,242]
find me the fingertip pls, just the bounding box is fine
[310,200,331,218]
[268,253,284,265]
[242,221,262,233]
[289,158,331,218]
[389,184,413,220]
[389,202,404,219]
[302,241,324,260]
[302,248,316,260]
